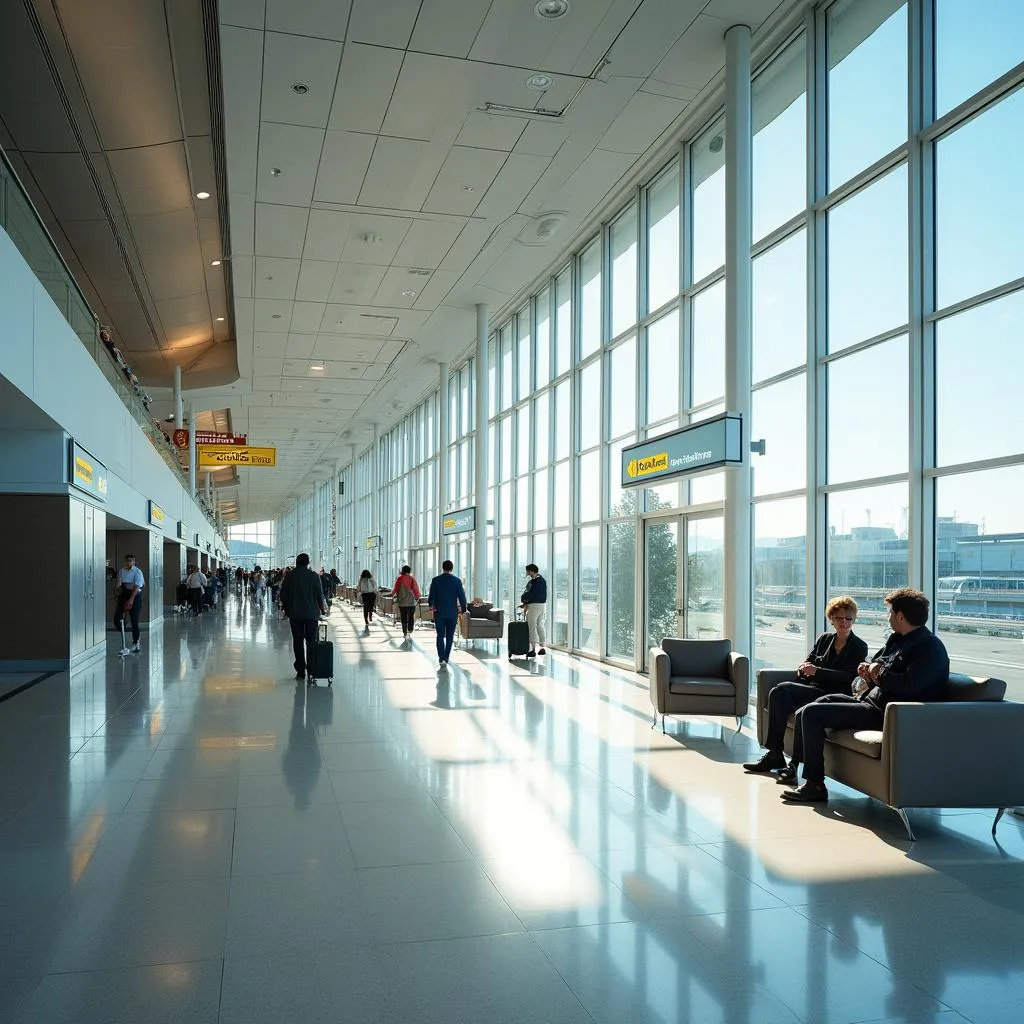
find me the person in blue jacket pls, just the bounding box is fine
[427,559,467,669]
[520,563,548,658]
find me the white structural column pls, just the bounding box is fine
[473,303,489,598]
[371,425,380,569]
[188,401,197,497]
[723,24,753,653]
[173,366,183,428]
[437,361,450,525]
[332,459,341,570]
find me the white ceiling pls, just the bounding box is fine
[190,0,791,523]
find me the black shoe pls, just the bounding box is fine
[526,650,536,659]
[781,781,828,803]
[742,750,786,773]
[537,648,546,655]
[295,672,305,681]
[776,763,799,784]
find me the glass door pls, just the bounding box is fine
[643,513,725,668]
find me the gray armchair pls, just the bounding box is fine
[458,603,505,650]
[649,638,749,733]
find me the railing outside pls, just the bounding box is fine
[0,147,221,537]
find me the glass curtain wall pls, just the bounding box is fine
[273,0,1023,693]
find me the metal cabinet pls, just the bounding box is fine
[69,497,106,657]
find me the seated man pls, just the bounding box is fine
[743,596,868,781]
[781,587,950,803]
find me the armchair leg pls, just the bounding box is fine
[734,716,743,732]
[993,808,1005,835]
[661,714,667,735]
[650,712,658,730]
[894,808,916,841]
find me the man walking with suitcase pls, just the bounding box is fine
[279,553,328,681]
[427,559,467,670]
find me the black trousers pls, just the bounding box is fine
[792,693,883,782]
[114,590,142,643]
[188,588,203,616]
[361,593,376,623]
[764,680,828,756]
[289,618,318,675]
[399,606,416,634]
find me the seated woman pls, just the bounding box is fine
[743,596,868,783]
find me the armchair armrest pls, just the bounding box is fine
[755,670,794,744]
[489,609,506,630]
[649,648,670,713]
[728,652,750,717]
[884,700,1024,809]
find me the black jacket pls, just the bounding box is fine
[280,566,326,621]
[861,626,950,711]
[803,631,869,693]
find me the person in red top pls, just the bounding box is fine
[391,565,421,642]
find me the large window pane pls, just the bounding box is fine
[554,379,570,460]
[752,373,806,496]
[827,165,908,352]
[533,392,550,466]
[645,309,679,425]
[936,290,1024,467]
[827,482,908,651]
[647,162,680,312]
[828,335,908,483]
[536,286,551,388]
[579,450,600,523]
[608,435,637,518]
[935,0,1024,117]
[935,466,1024,701]
[610,205,638,337]
[754,497,808,672]
[516,308,532,401]
[827,0,907,189]
[609,337,636,439]
[753,230,806,383]
[500,325,513,410]
[516,406,530,477]
[691,118,726,282]
[935,89,1024,310]
[579,241,602,359]
[691,280,725,408]
[553,461,570,527]
[606,520,636,662]
[578,360,601,451]
[555,267,572,377]
[753,36,807,242]
[552,531,569,645]
[534,467,549,531]
[500,416,512,482]
[578,525,600,654]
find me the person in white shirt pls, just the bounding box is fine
[185,565,207,617]
[115,554,146,651]
[252,566,267,611]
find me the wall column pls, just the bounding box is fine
[437,361,450,521]
[473,303,489,599]
[724,23,753,654]
[187,402,197,498]
[173,366,183,429]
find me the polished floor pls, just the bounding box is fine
[1,596,1022,1024]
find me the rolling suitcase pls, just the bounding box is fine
[308,622,334,685]
[507,611,530,661]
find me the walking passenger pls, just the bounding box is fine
[428,560,467,670]
[185,564,207,617]
[357,569,378,630]
[279,553,328,682]
[520,563,548,658]
[392,565,421,641]
[114,553,145,651]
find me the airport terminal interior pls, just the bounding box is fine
[1,0,1023,1021]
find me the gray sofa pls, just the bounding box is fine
[756,669,1024,839]
[649,638,749,732]
[458,602,505,650]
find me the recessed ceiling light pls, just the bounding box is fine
[401,289,417,297]
[195,191,211,200]
[291,82,310,95]
[216,316,225,322]
[526,73,553,91]
[271,314,282,319]
[535,0,569,19]
[462,185,474,192]
[269,167,282,177]
[309,363,325,371]
[211,259,221,266]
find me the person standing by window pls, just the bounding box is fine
[520,563,548,658]
[115,554,145,652]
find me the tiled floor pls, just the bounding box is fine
[1,596,1023,1023]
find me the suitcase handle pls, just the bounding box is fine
[318,623,328,642]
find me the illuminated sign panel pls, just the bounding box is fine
[197,445,276,468]
[441,507,476,536]
[148,501,166,527]
[68,441,108,502]
[621,413,743,488]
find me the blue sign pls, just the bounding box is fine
[442,506,476,536]
[621,412,743,488]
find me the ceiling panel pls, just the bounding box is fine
[411,269,458,312]
[421,146,507,217]
[22,153,108,222]
[651,14,732,91]
[472,153,551,220]
[606,0,704,77]
[704,0,784,24]
[328,263,388,305]
[310,336,384,362]
[349,0,420,48]
[327,43,404,135]
[285,335,318,358]
[302,210,355,262]
[312,131,376,205]
[253,256,300,300]
[454,110,528,152]
[256,122,324,206]
[372,266,436,309]
[290,301,329,333]
[357,137,448,211]
[253,297,294,331]
[253,356,285,375]
[260,32,343,128]
[597,90,688,155]
[265,0,352,40]
[295,260,338,302]
[231,255,255,299]
[106,142,191,217]
[393,218,464,269]
[338,213,414,267]
[228,193,256,256]
[255,203,310,259]
[219,0,266,30]
[220,26,263,196]
[409,0,492,58]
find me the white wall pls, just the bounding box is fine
[0,228,222,553]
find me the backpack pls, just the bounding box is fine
[397,580,415,607]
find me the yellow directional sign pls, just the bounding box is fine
[625,452,668,479]
[198,444,277,468]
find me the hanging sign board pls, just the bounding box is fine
[178,521,188,540]
[68,441,108,502]
[621,412,743,489]
[148,501,166,528]
[198,445,276,468]
[442,506,476,536]
[365,536,380,550]
[194,533,202,548]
